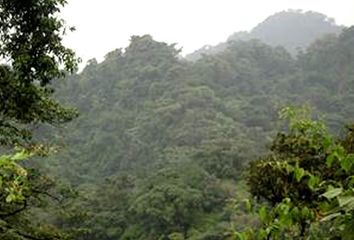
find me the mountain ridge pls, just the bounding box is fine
[186,9,344,61]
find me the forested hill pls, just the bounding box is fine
[186,10,344,60]
[39,25,354,239]
[1,2,354,239]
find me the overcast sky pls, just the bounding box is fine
[61,0,354,65]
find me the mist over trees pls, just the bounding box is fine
[1,2,354,240]
[187,10,344,60]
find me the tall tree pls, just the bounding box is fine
[0,0,78,239]
[0,0,78,146]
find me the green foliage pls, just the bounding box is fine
[193,140,245,180]
[1,1,353,239]
[0,150,31,204]
[36,23,354,239]
[240,106,354,239]
[0,149,73,239]
[0,0,78,146]
[0,0,79,239]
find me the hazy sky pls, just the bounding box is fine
[61,0,354,65]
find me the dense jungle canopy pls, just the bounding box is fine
[1,1,354,239]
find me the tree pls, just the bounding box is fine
[0,0,78,238]
[0,0,78,146]
[237,106,354,239]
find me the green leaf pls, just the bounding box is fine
[259,206,268,222]
[291,206,300,220]
[301,207,310,218]
[326,153,336,167]
[308,174,319,190]
[11,150,29,161]
[338,195,354,211]
[5,194,15,203]
[322,188,343,200]
[244,199,252,213]
[341,154,354,173]
[320,212,341,222]
[258,229,267,239]
[234,232,246,240]
[323,136,333,150]
[0,154,11,162]
[285,163,293,173]
[294,166,305,182]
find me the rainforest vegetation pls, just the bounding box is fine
[1,1,354,239]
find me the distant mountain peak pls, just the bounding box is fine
[186,10,344,60]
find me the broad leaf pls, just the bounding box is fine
[308,174,320,190]
[338,195,354,211]
[322,188,343,200]
[320,212,341,222]
[341,154,354,173]
[294,166,305,182]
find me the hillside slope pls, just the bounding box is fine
[40,25,354,240]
